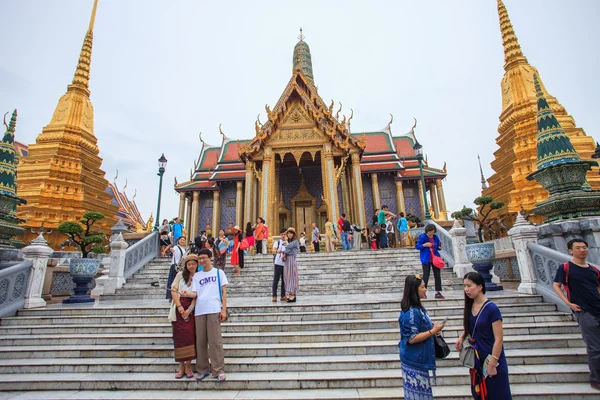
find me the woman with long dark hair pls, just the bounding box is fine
[230,226,242,276]
[456,272,512,400]
[415,224,445,299]
[399,274,445,399]
[245,222,255,252]
[282,227,299,303]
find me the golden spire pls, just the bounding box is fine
[497,0,528,70]
[70,0,98,94]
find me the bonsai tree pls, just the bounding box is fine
[451,196,504,243]
[57,212,106,258]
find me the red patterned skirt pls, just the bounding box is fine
[172,297,196,361]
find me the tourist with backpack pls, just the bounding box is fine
[340,214,352,251]
[377,205,396,249]
[272,229,287,302]
[553,238,600,391]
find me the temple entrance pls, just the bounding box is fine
[295,201,313,236]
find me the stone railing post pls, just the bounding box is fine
[111,219,128,242]
[508,214,539,294]
[449,220,474,278]
[21,234,54,309]
[92,233,129,296]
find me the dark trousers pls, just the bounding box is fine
[238,248,244,268]
[256,240,263,254]
[422,262,442,292]
[300,246,306,253]
[313,241,320,252]
[272,264,285,297]
[575,310,600,384]
[379,230,388,248]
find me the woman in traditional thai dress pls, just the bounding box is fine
[399,274,446,400]
[165,236,187,300]
[169,254,199,379]
[456,272,512,400]
[230,226,242,276]
[282,227,299,303]
[213,229,229,270]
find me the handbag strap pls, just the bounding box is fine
[216,268,223,302]
[471,300,490,338]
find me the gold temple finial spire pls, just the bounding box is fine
[71,0,99,92]
[497,0,528,71]
[298,27,305,41]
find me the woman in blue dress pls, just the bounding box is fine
[456,271,512,400]
[399,274,446,399]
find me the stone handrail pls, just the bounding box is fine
[526,242,573,313]
[123,231,159,280]
[0,260,33,317]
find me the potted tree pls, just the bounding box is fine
[58,212,107,303]
[452,196,504,291]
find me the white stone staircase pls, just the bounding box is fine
[0,248,596,399]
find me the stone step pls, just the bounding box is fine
[2,384,598,400]
[0,334,585,359]
[0,322,579,347]
[0,312,573,336]
[15,295,545,316]
[0,347,587,374]
[0,364,590,391]
[0,303,558,326]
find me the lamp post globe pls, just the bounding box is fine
[413,140,431,221]
[154,154,168,231]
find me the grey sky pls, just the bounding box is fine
[1,0,599,225]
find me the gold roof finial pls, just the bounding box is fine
[497,0,528,71]
[70,0,99,92]
[298,27,305,42]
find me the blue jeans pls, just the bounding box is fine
[341,232,350,250]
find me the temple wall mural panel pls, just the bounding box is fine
[378,174,397,216]
[197,191,212,234]
[403,182,422,218]
[219,182,237,230]
[362,175,374,224]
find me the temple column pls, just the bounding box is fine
[211,190,220,235]
[322,144,339,224]
[430,182,440,219]
[274,162,280,235]
[371,173,381,210]
[244,161,254,227]
[184,194,192,239]
[191,191,199,240]
[418,180,426,220]
[395,179,405,214]
[178,192,186,220]
[436,178,448,220]
[340,171,351,219]
[346,167,355,221]
[350,148,366,227]
[236,181,243,227]
[261,147,274,226]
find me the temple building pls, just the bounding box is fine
[482,0,600,227]
[174,32,448,239]
[15,0,118,248]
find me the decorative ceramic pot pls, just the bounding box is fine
[465,242,495,264]
[63,258,101,304]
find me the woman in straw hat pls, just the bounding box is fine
[169,254,200,379]
[230,226,242,276]
[283,227,300,302]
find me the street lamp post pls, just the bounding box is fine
[413,140,431,221]
[154,154,168,231]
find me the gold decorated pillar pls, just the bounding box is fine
[244,161,255,226]
[184,194,192,239]
[211,190,220,236]
[236,181,243,227]
[350,148,366,227]
[346,167,355,221]
[322,143,340,224]
[261,147,274,226]
[178,192,186,220]
[395,179,405,214]
[340,171,351,220]
[191,191,200,240]
[274,163,280,234]
[430,182,440,219]
[371,173,381,210]
[436,178,448,220]
[418,180,426,219]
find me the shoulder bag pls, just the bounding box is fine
[216,269,230,322]
[434,334,450,359]
[459,301,490,368]
[430,247,445,269]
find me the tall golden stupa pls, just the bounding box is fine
[16,0,117,248]
[483,0,600,227]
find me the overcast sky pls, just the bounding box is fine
[1,0,599,226]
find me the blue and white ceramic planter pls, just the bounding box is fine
[465,242,496,264]
[63,258,101,304]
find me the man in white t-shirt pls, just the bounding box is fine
[186,248,228,381]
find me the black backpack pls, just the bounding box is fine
[342,219,351,232]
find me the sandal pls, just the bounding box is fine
[185,370,194,379]
[217,373,226,382]
[195,373,210,381]
[175,371,185,379]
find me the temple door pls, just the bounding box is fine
[295,201,312,236]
